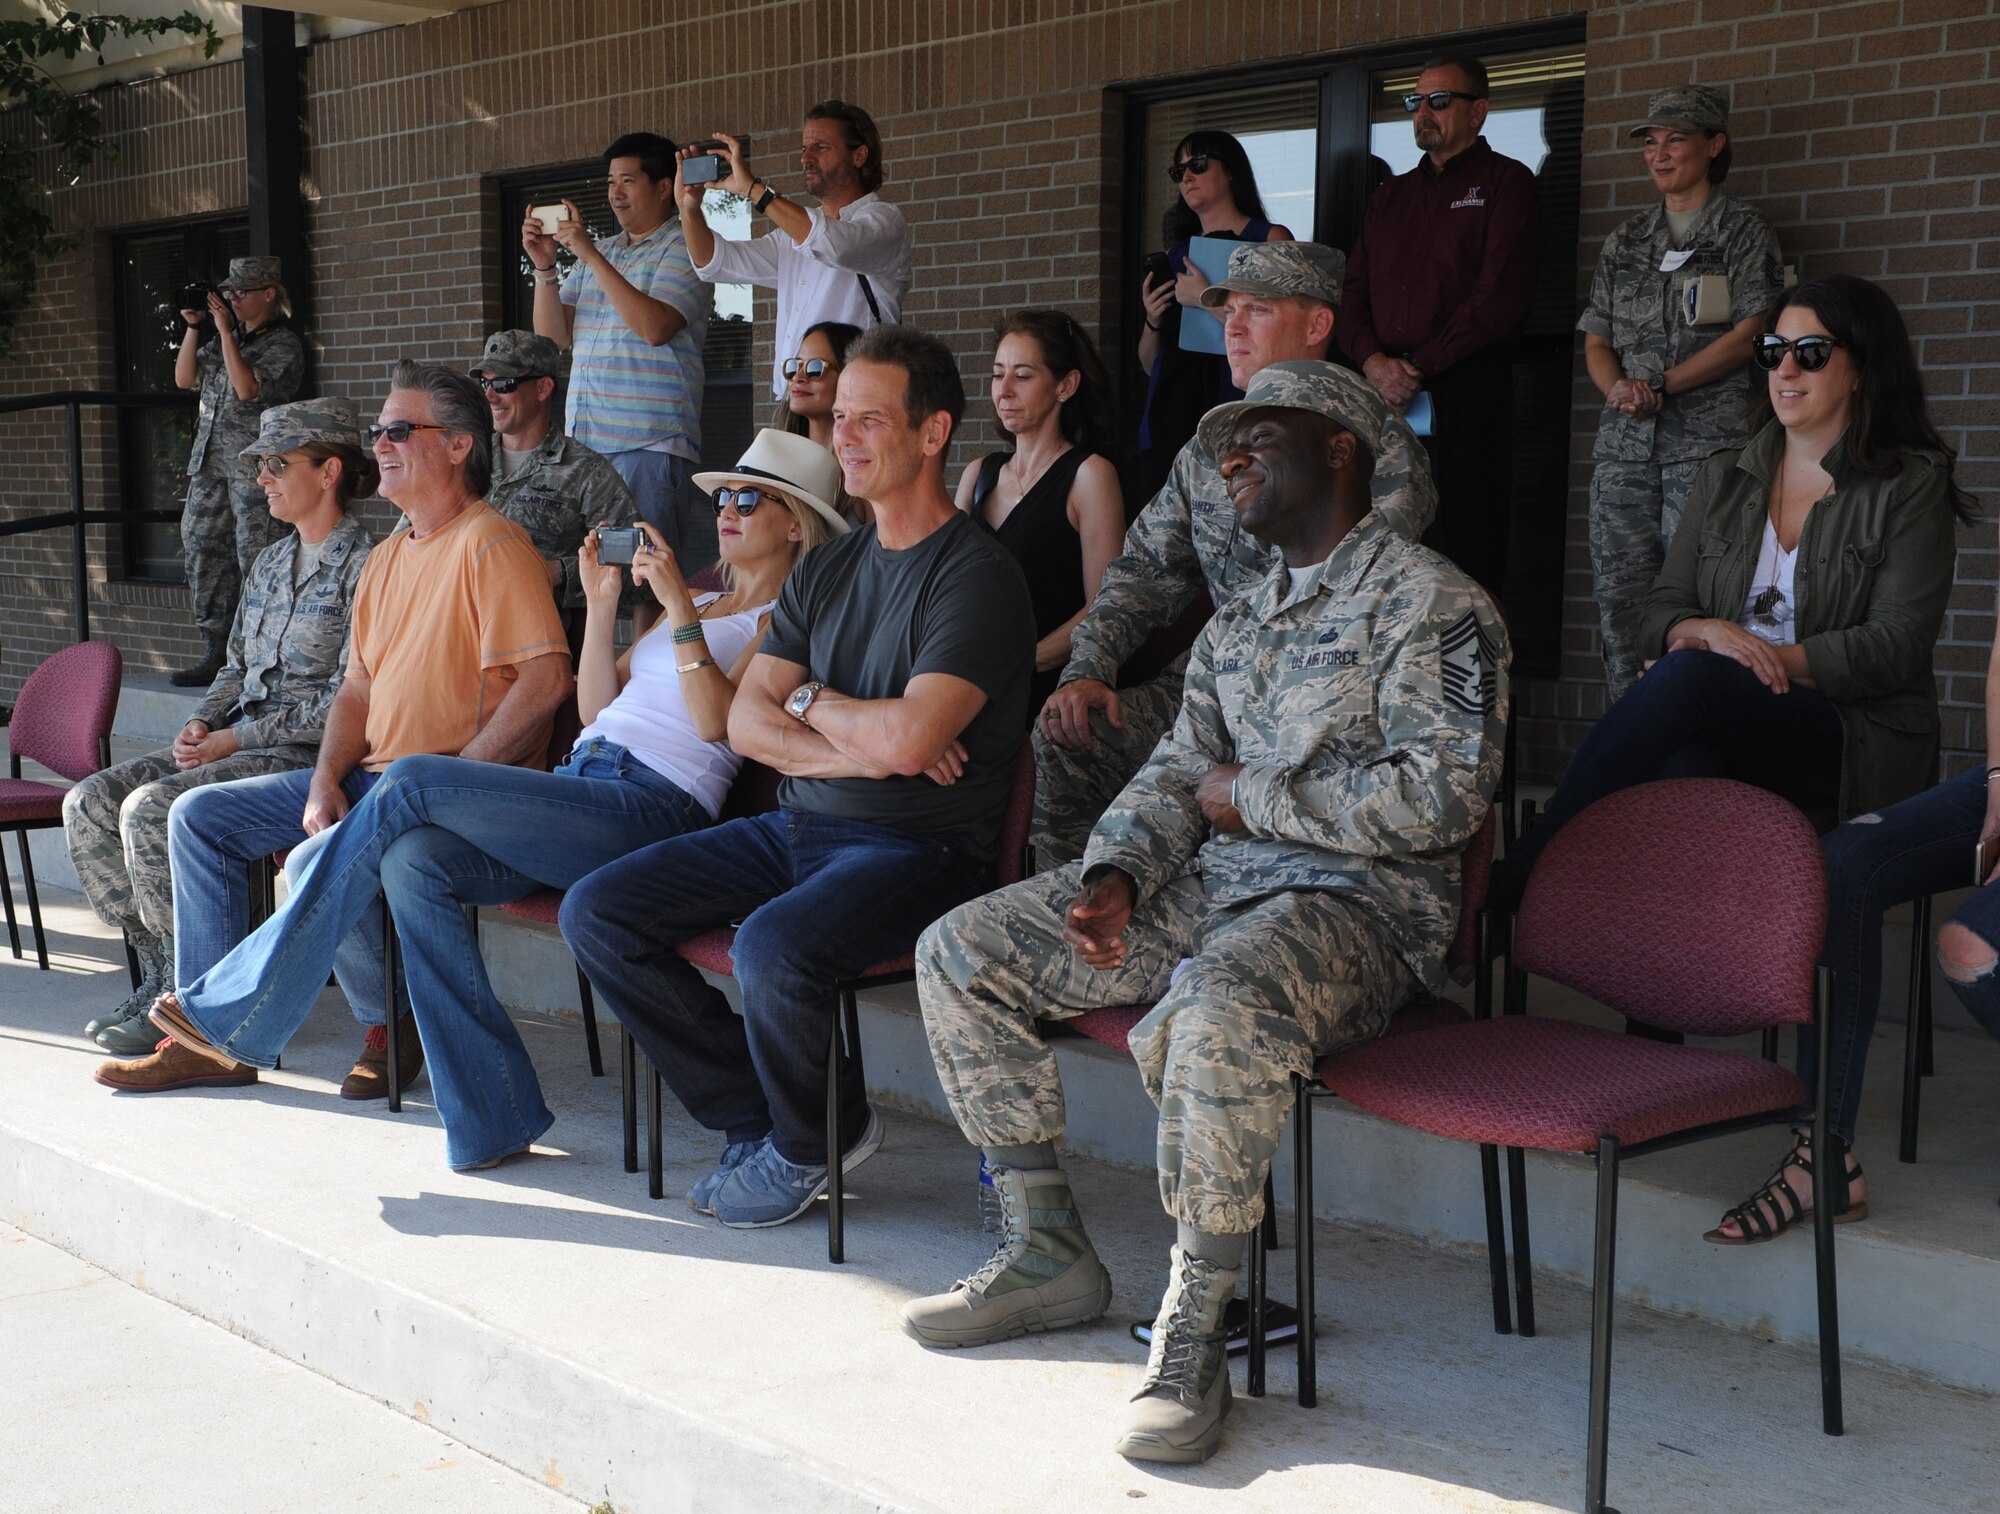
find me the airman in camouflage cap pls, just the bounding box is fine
[237,398,369,478]
[469,329,565,381]
[1197,240,1345,309]
[1196,358,1387,462]
[217,255,284,292]
[1630,84,1729,138]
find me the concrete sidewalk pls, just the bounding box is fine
[3,890,1997,1513]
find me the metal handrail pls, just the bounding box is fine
[0,389,196,643]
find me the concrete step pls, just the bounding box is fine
[3,894,1995,1514]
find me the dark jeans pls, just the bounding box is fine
[1507,647,1844,882]
[561,809,991,1165]
[1816,764,2000,1145]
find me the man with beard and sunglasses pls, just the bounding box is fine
[467,330,637,638]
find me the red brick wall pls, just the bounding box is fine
[4,0,1996,790]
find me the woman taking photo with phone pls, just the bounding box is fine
[132,431,846,1173]
[1132,130,1291,503]
[956,310,1125,715]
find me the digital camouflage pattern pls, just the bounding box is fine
[183,319,307,637]
[470,329,565,380]
[1629,84,1730,138]
[488,429,637,608]
[64,513,372,946]
[1579,191,1781,690]
[235,397,368,465]
[923,508,1507,1234]
[217,255,283,292]
[1037,359,1439,861]
[1589,457,1705,695]
[1197,240,1346,309]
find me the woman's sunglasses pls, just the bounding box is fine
[1167,154,1212,183]
[1752,334,1843,372]
[783,357,835,380]
[712,486,786,516]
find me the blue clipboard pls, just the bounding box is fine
[1403,390,1434,437]
[1176,236,1237,356]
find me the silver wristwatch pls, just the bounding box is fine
[786,680,826,725]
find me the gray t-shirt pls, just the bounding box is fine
[762,510,1034,861]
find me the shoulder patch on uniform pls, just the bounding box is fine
[1439,611,1493,716]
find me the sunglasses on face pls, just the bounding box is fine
[1167,154,1212,183]
[1753,334,1843,372]
[783,357,835,380]
[478,375,544,394]
[1402,90,1480,113]
[366,421,451,444]
[712,486,784,516]
[255,455,306,476]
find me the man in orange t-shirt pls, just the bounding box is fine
[103,362,572,1100]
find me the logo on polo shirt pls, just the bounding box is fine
[1450,186,1487,209]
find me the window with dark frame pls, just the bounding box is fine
[112,217,252,582]
[1120,27,1586,679]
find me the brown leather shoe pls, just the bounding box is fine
[340,1013,424,1101]
[144,992,240,1070]
[95,1034,257,1092]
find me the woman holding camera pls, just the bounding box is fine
[1132,130,1291,504]
[172,255,306,686]
[1581,85,1785,695]
[138,431,845,1171]
[957,310,1124,716]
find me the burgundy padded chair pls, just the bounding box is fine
[646,737,1037,1263]
[0,640,121,970]
[1320,780,1842,1514]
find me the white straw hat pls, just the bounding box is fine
[692,429,848,535]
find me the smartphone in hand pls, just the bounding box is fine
[1141,251,1173,291]
[1975,834,1999,887]
[595,526,643,566]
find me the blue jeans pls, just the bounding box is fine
[176,743,706,1168]
[561,809,991,1165]
[1505,647,1844,881]
[168,767,387,1019]
[1816,764,2000,1144]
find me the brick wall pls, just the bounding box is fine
[4,0,1996,787]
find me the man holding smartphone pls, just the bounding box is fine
[677,101,912,400]
[522,133,711,566]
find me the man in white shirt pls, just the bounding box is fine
[677,100,912,399]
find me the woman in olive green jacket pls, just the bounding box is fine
[1497,273,1971,893]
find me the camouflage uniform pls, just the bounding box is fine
[1582,87,1784,694]
[182,257,307,641]
[1035,342,1439,864]
[468,330,639,610]
[66,403,372,951]
[921,366,1510,1235]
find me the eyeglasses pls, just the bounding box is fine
[712,486,785,516]
[1753,334,1843,372]
[478,375,544,394]
[1402,90,1481,113]
[366,421,452,444]
[783,357,835,380]
[255,455,304,476]
[1167,154,1212,183]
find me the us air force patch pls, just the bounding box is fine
[1439,611,1493,715]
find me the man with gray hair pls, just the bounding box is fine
[1032,239,1439,866]
[905,363,1509,1465]
[96,362,572,1101]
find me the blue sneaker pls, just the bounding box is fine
[712,1108,885,1229]
[686,1138,765,1216]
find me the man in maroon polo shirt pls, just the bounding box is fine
[1340,53,1540,594]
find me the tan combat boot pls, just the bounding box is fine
[1115,1245,1237,1464]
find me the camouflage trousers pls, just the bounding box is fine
[917,864,1413,1235]
[1588,458,1705,697]
[62,744,308,946]
[182,468,284,640]
[1029,662,1186,870]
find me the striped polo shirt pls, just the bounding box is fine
[560,218,710,458]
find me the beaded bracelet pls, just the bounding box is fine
[671,622,708,645]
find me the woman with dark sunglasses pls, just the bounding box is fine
[1496,274,1972,926]
[776,319,864,522]
[1581,85,1786,695]
[1132,130,1292,504]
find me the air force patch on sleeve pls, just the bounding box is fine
[1439,611,1494,716]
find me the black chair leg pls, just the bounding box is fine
[620,1027,638,1174]
[0,832,20,959]
[123,931,142,990]
[1479,1143,1513,1335]
[1293,1076,1317,1409]
[1506,1145,1536,1337]
[1246,1210,1266,1398]
[1260,1170,1279,1251]
[1760,1026,1780,1063]
[17,832,48,971]
[577,968,604,1077]
[647,1063,664,1200]
[826,989,859,1265]
[1813,964,1845,1436]
[1900,892,1931,1163]
[383,908,402,1114]
[1584,1135,1621,1514]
